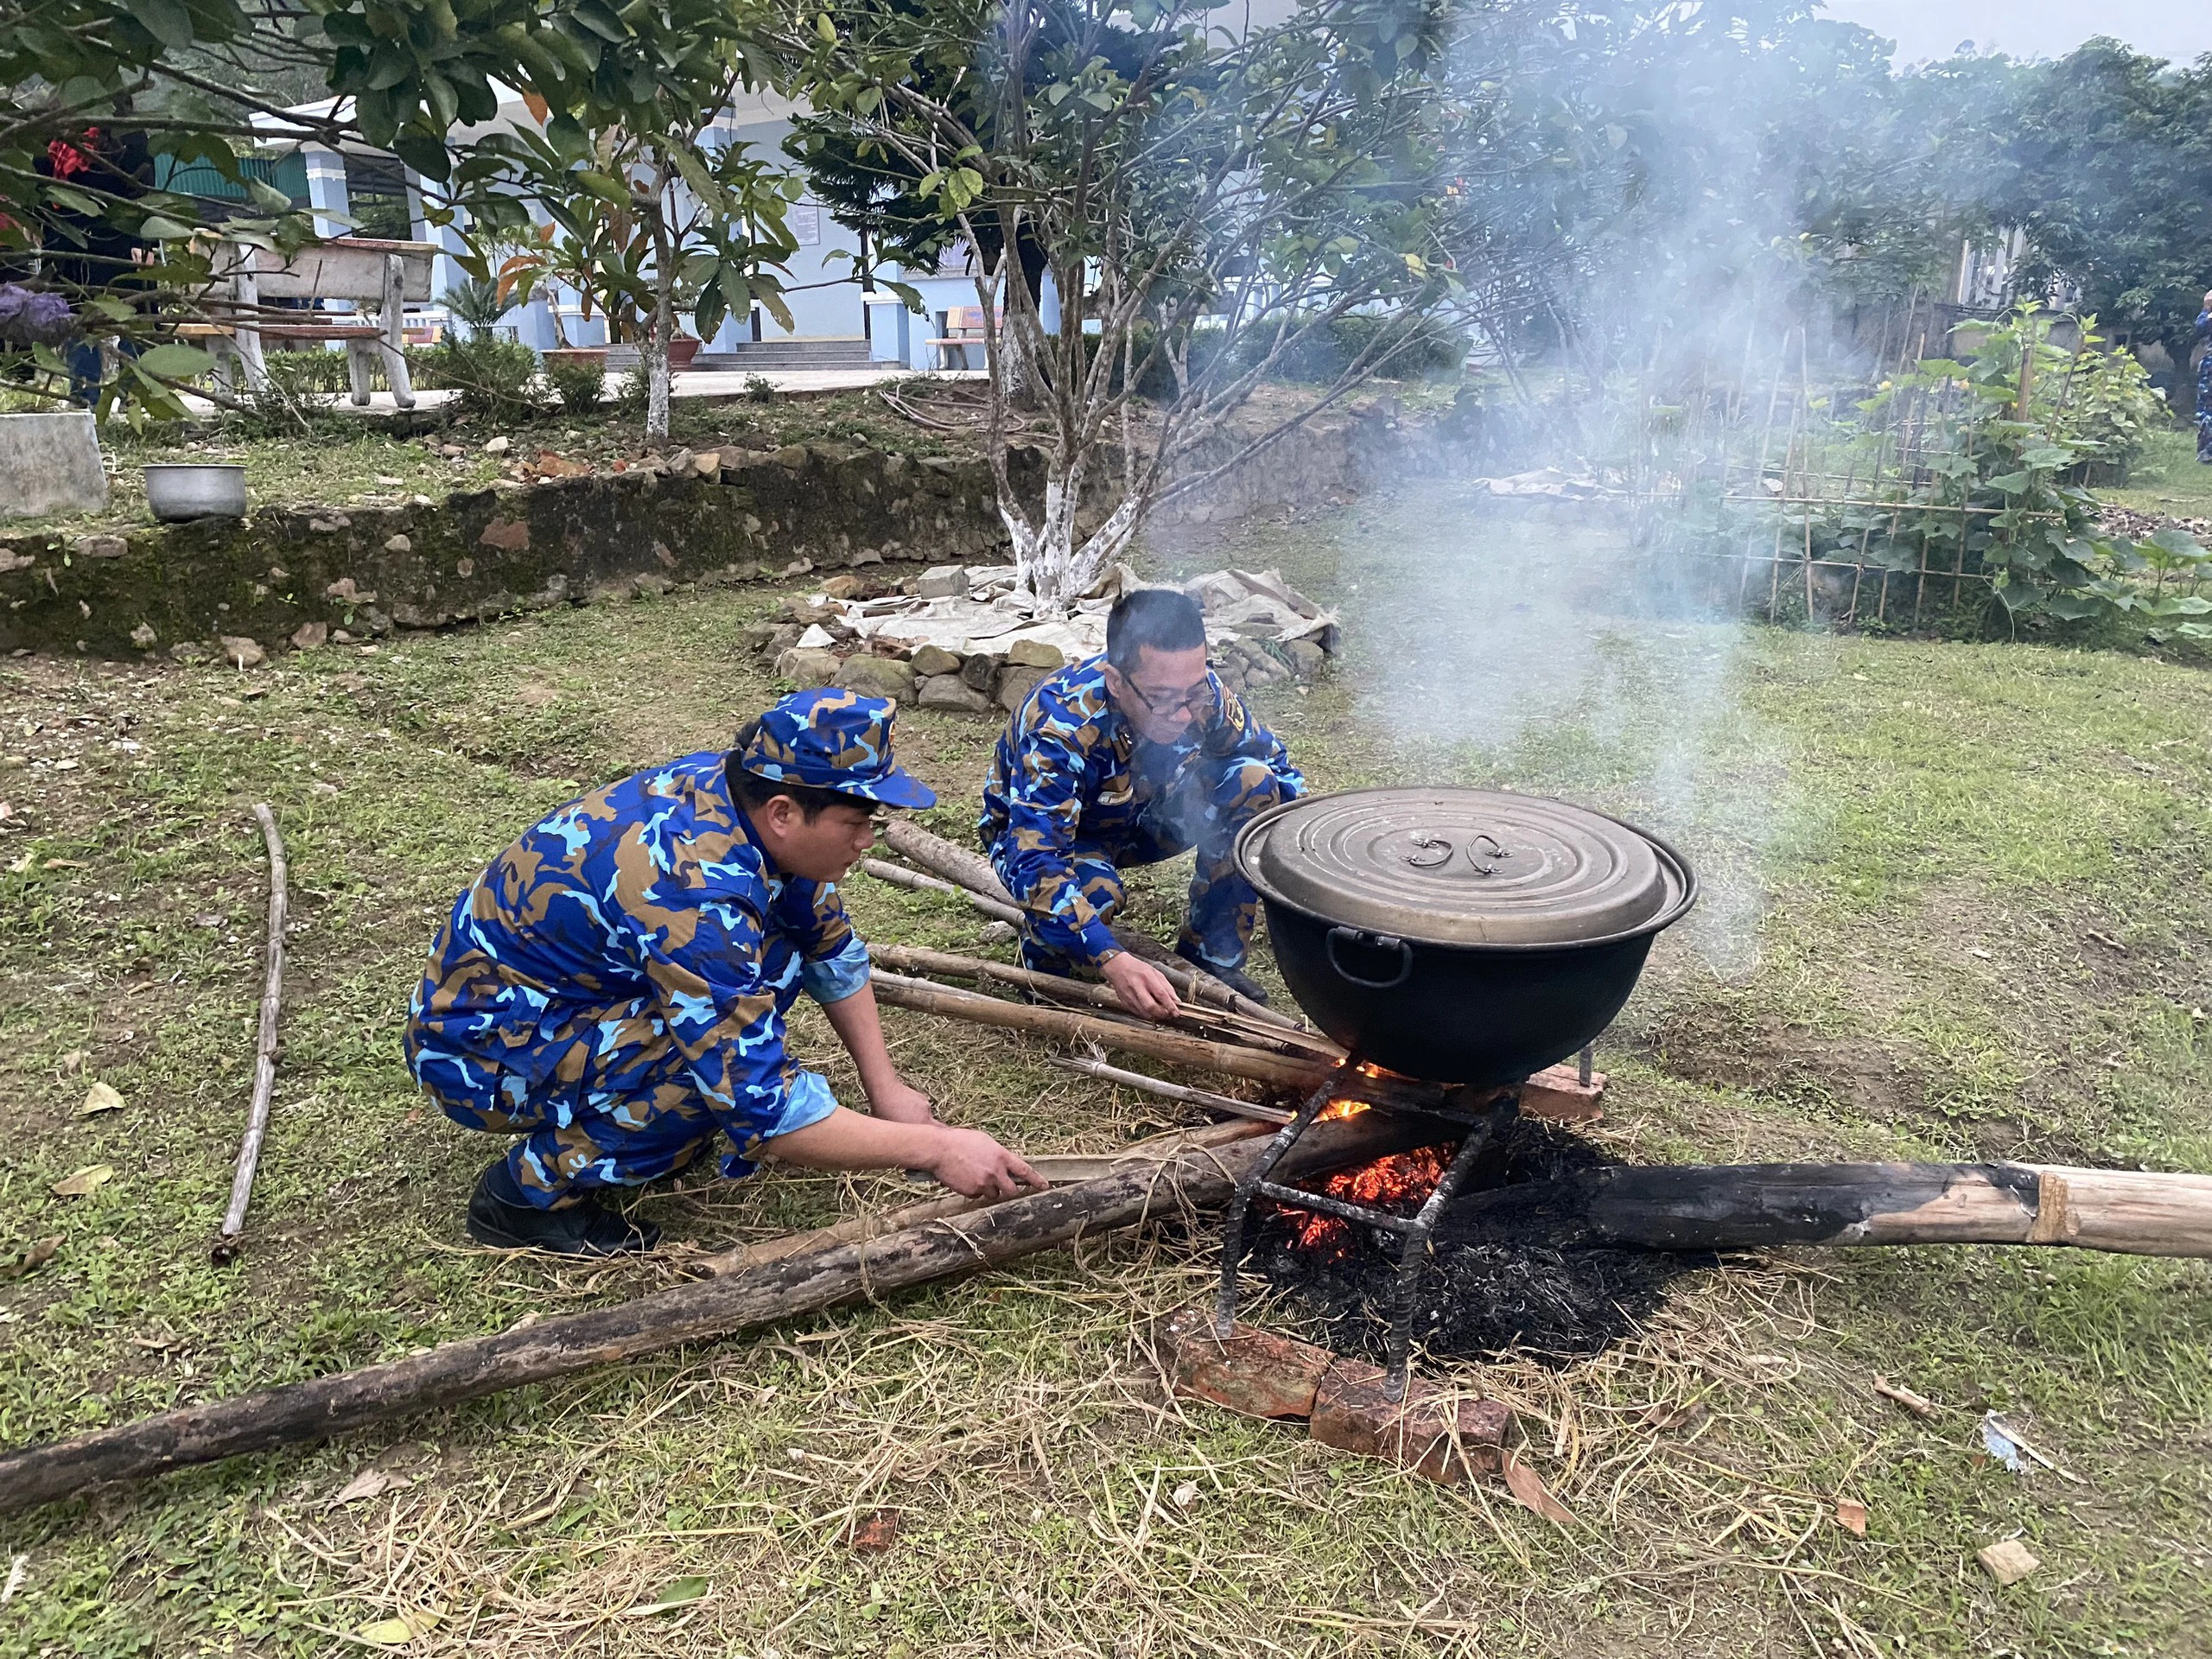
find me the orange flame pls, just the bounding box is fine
[1287,1144,1451,1255]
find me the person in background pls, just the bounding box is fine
[978,587,1305,1017]
[2195,289,2212,464]
[34,124,153,404]
[406,690,1043,1255]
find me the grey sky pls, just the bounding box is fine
[1821,0,2202,66]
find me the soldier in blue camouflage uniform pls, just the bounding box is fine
[979,588,1304,1019]
[408,690,1042,1255]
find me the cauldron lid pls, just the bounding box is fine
[1236,787,1693,948]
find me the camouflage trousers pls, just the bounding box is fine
[410,1001,725,1210]
[1013,754,1294,976]
[2198,352,2212,462]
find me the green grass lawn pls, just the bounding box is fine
[2104,426,2212,522]
[1,487,2208,1656]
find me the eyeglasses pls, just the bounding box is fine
[1119,671,1216,721]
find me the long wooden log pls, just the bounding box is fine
[869,968,1322,1089]
[1434,1161,2212,1256]
[879,821,1302,1032]
[0,1110,1430,1516]
[696,1121,1268,1275]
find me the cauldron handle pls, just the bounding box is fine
[1325,927,1413,990]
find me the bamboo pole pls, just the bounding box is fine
[212,804,287,1264]
[1437,1161,2212,1256]
[1044,1055,1294,1125]
[879,822,1300,1033]
[869,969,1321,1090]
[870,968,1605,1123]
[857,858,1025,925]
[0,1110,1430,1516]
[866,943,1339,1058]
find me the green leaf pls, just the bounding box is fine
[136,343,215,380]
[393,130,452,184]
[43,185,104,216]
[128,0,195,49]
[2039,592,2102,621]
[137,214,195,241]
[627,1577,709,1617]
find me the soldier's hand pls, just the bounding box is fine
[1102,951,1181,1021]
[927,1128,1047,1199]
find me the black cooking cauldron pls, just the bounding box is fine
[1236,788,1698,1087]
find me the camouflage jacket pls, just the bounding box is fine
[977,654,1300,965]
[408,751,869,1158]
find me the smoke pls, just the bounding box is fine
[1330,479,1789,978]
[1301,3,1910,977]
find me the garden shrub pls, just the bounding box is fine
[546,359,606,413]
[421,335,541,420]
[1233,311,1467,384]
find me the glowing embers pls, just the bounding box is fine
[1313,1093,1373,1123]
[1287,1144,1452,1255]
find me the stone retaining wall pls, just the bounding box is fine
[0,442,1010,661]
[0,406,1435,661]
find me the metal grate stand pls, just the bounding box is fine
[1213,1061,1521,1401]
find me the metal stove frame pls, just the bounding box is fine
[1212,1058,1522,1401]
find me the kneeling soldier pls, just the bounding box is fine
[979,587,1305,1020]
[407,690,1042,1255]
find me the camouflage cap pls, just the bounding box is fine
[737,688,937,810]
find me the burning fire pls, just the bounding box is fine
[1286,1143,1451,1256]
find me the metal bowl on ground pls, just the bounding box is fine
[1236,786,1697,1085]
[143,463,247,521]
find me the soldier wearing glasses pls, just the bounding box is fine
[978,588,1305,1017]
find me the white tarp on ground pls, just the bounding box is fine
[819,565,1338,663]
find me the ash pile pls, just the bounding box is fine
[1255,1119,1711,1365]
[740,563,1340,715]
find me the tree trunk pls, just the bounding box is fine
[0,1110,1427,1517]
[999,316,1043,412]
[645,192,674,447]
[645,307,672,447]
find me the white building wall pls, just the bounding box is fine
[323,82,1067,365]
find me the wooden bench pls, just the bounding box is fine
[191,237,436,408]
[927,304,995,371]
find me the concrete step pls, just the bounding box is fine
[693,341,880,372]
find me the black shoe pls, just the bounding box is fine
[466,1164,661,1255]
[1174,944,1271,1007]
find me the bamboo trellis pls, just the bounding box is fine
[1622,299,2066,629]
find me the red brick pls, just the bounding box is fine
[1522,1064,1606,1123]
[1309,1359,1513,1485]
[1155,1309,1335,1421]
